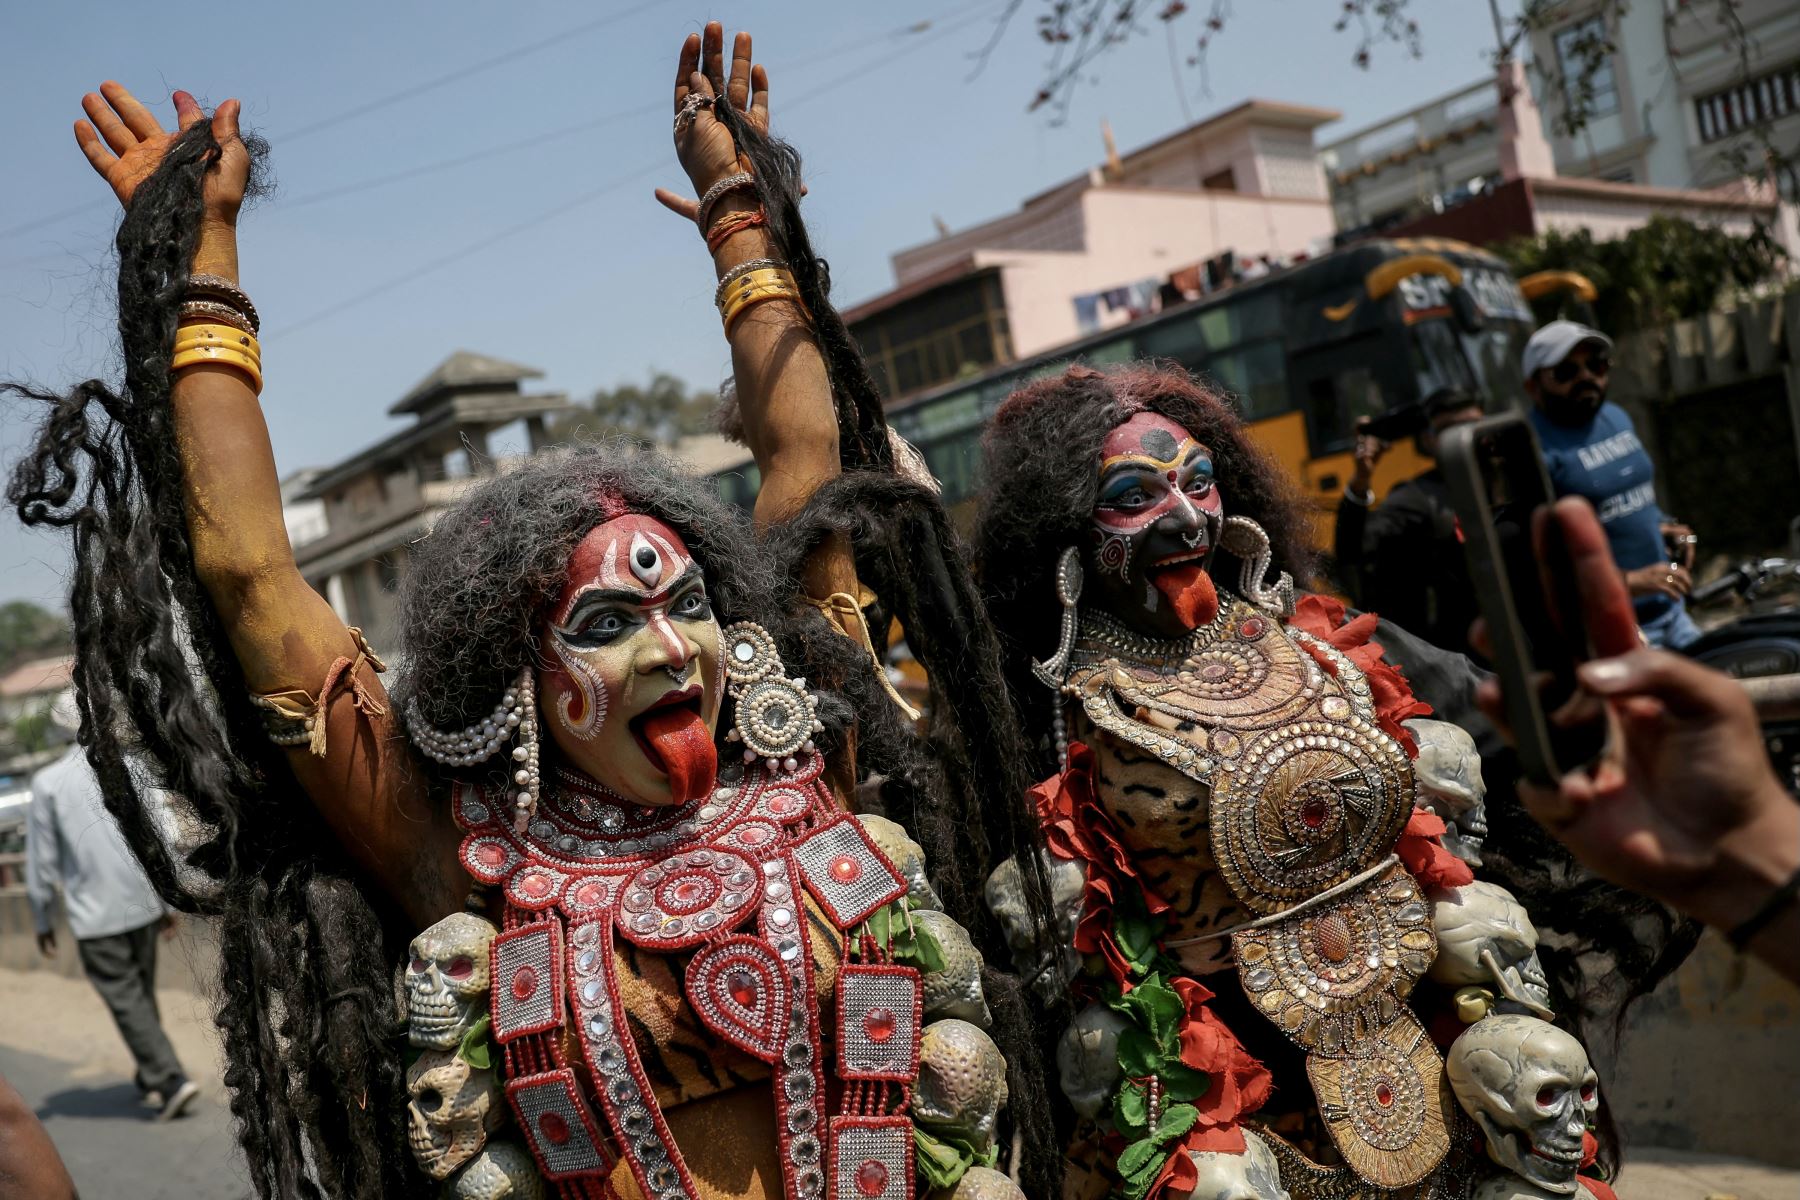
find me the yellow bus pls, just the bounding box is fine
[714,237,1536,550]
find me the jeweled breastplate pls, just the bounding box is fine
[1065,595,1452,1190]
[452,627,922,1200]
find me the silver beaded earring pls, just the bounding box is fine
[1031,547,1084,769]
[720,621,823,777]
[404,667,542,832]
[1218,516,1295,617]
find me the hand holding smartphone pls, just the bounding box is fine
[1440,414,1609,782]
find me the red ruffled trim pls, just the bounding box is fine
[1397,809,1475,889]
[1031,742,1168,990]
[1140,979,1271,1197]
[1288,594,1433,756]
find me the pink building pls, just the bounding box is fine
[845,100,1341,401]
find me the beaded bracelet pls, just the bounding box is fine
[695,172,755,231]
[186,274,259,331]
[180,298,256,335]
[706,208,767,254]
[713,257,790,307]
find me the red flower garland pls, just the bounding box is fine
[1287,594,1433,756]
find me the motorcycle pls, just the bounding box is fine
[1685,555,1800,792]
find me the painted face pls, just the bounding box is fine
[539,515,723,808]
[1088,412,1226,638]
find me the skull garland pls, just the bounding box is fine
[1447,1015,1599,1195]
[857,813,944,911]
[947,1166,1029,1199]
[984,850,1086,1002]
[407,1047,505,1180]
[1178,1130,1293,1200]
[1428,882,1554,1018]
[406,912,499,1050]
[915,1018,1012,1151]
[448,1140,545,1200]
[915,907,994,1027]
[1056,1003,1131,1120]
[1404,718,1488,866]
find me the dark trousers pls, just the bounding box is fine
[75,922,186,1096]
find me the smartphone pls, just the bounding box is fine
[1440,414,1608,782]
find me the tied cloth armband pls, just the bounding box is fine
[807,591,921,722]
[250,628,389,756]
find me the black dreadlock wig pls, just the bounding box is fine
[969,361,1698,1177]
[710,99,1067,1195]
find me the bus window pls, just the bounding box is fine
[1198,339,1287,422]
[1303,363,1386,455]
[1408,320,1478,401]
[1462,322,1532,411]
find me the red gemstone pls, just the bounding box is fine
[522,873,551,897]
[769,793,798,814]
[728,968,759,1007]
[1241,616,1266,638]
[855,1159,889,1196]
[829,856,863,884]
[538,1112,571,1145]
[475,844,506,867]
[863,1007,897,1043]
[673,879,707,904]
[1375,1083,1395,1108]
[739,826,770,845]
[1301,798,1330,829]
[512,966,538,1001]
[574,882,604,906]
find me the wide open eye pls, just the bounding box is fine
[1102,483,1151,508]
[568,611,629,645]
[672,589,713,620]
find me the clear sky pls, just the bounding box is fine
[0,0,1505,611]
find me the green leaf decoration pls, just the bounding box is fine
[1115,1028,1163,1080]
[1112,1079,1149,1136]
[1160,1064,1212,1103]
[457,1015,493,1072]
[907,920,948,975]
[1152,1102,1198,1144]
[1115,1136,1170,1194]
[912,1124,995,1191]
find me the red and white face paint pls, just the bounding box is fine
[1087,412,1226,638]
[540,515,723,808]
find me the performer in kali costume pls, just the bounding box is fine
[8,27,1059,1200]
[969,365,1692,1200]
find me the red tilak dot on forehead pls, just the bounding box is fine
[1166,471,1178,482]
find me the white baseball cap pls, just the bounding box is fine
[1521,320,1612,378]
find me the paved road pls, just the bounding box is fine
[0,1041,247,1200]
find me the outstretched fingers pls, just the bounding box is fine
[727,31,753,112]
[73,120,117,176]
[212,96,241,144]
[654,187,699,221]
[172,90,206,130]
[702,21,726,95]
[81,88,137,155]
[99,80,164,139]
[750,64,769,120]
[673,32,700,110]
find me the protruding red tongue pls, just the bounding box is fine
[1154,563,1219,630]
[639,707,718,804]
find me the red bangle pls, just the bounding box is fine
[706,208,767,254]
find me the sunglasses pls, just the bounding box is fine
[1550,354,1610,383]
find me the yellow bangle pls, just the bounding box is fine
[715,268,797,310]
[174,322,260,352]
[172,346,263,394]
[722,285,803,338]
[174,330,262,368]
[173,342,262,372]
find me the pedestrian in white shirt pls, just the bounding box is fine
[24,746,199,1120]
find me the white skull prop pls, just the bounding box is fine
[915,907,993,1027]
[1056,1003,1130,1119]
[407,1047,504,1180]
[407,912,498,1050]
[1471,1175,1574,1200]
[1447,1015,1599,1194]
[984,850,1085,1002]
[1428,882,1553,1017]
[857,813,944,911]
[448,1139,545,1200]
[947,1165,1027,1199]
[915,1018,1010,1151]
[1405,718,1488,865]
[1176,1130,1292,1200]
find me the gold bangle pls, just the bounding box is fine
[715,268,797,310]
[172,346,263,394]
[723,286,803,338]
[173,339,262,369]
[174,325,262,364]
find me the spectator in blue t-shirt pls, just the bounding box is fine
[1523,320,1701,649]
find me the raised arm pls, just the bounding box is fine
[74,84,462,924]
[655,27,858,604]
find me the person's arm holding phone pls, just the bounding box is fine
[1477,498,1800,982]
